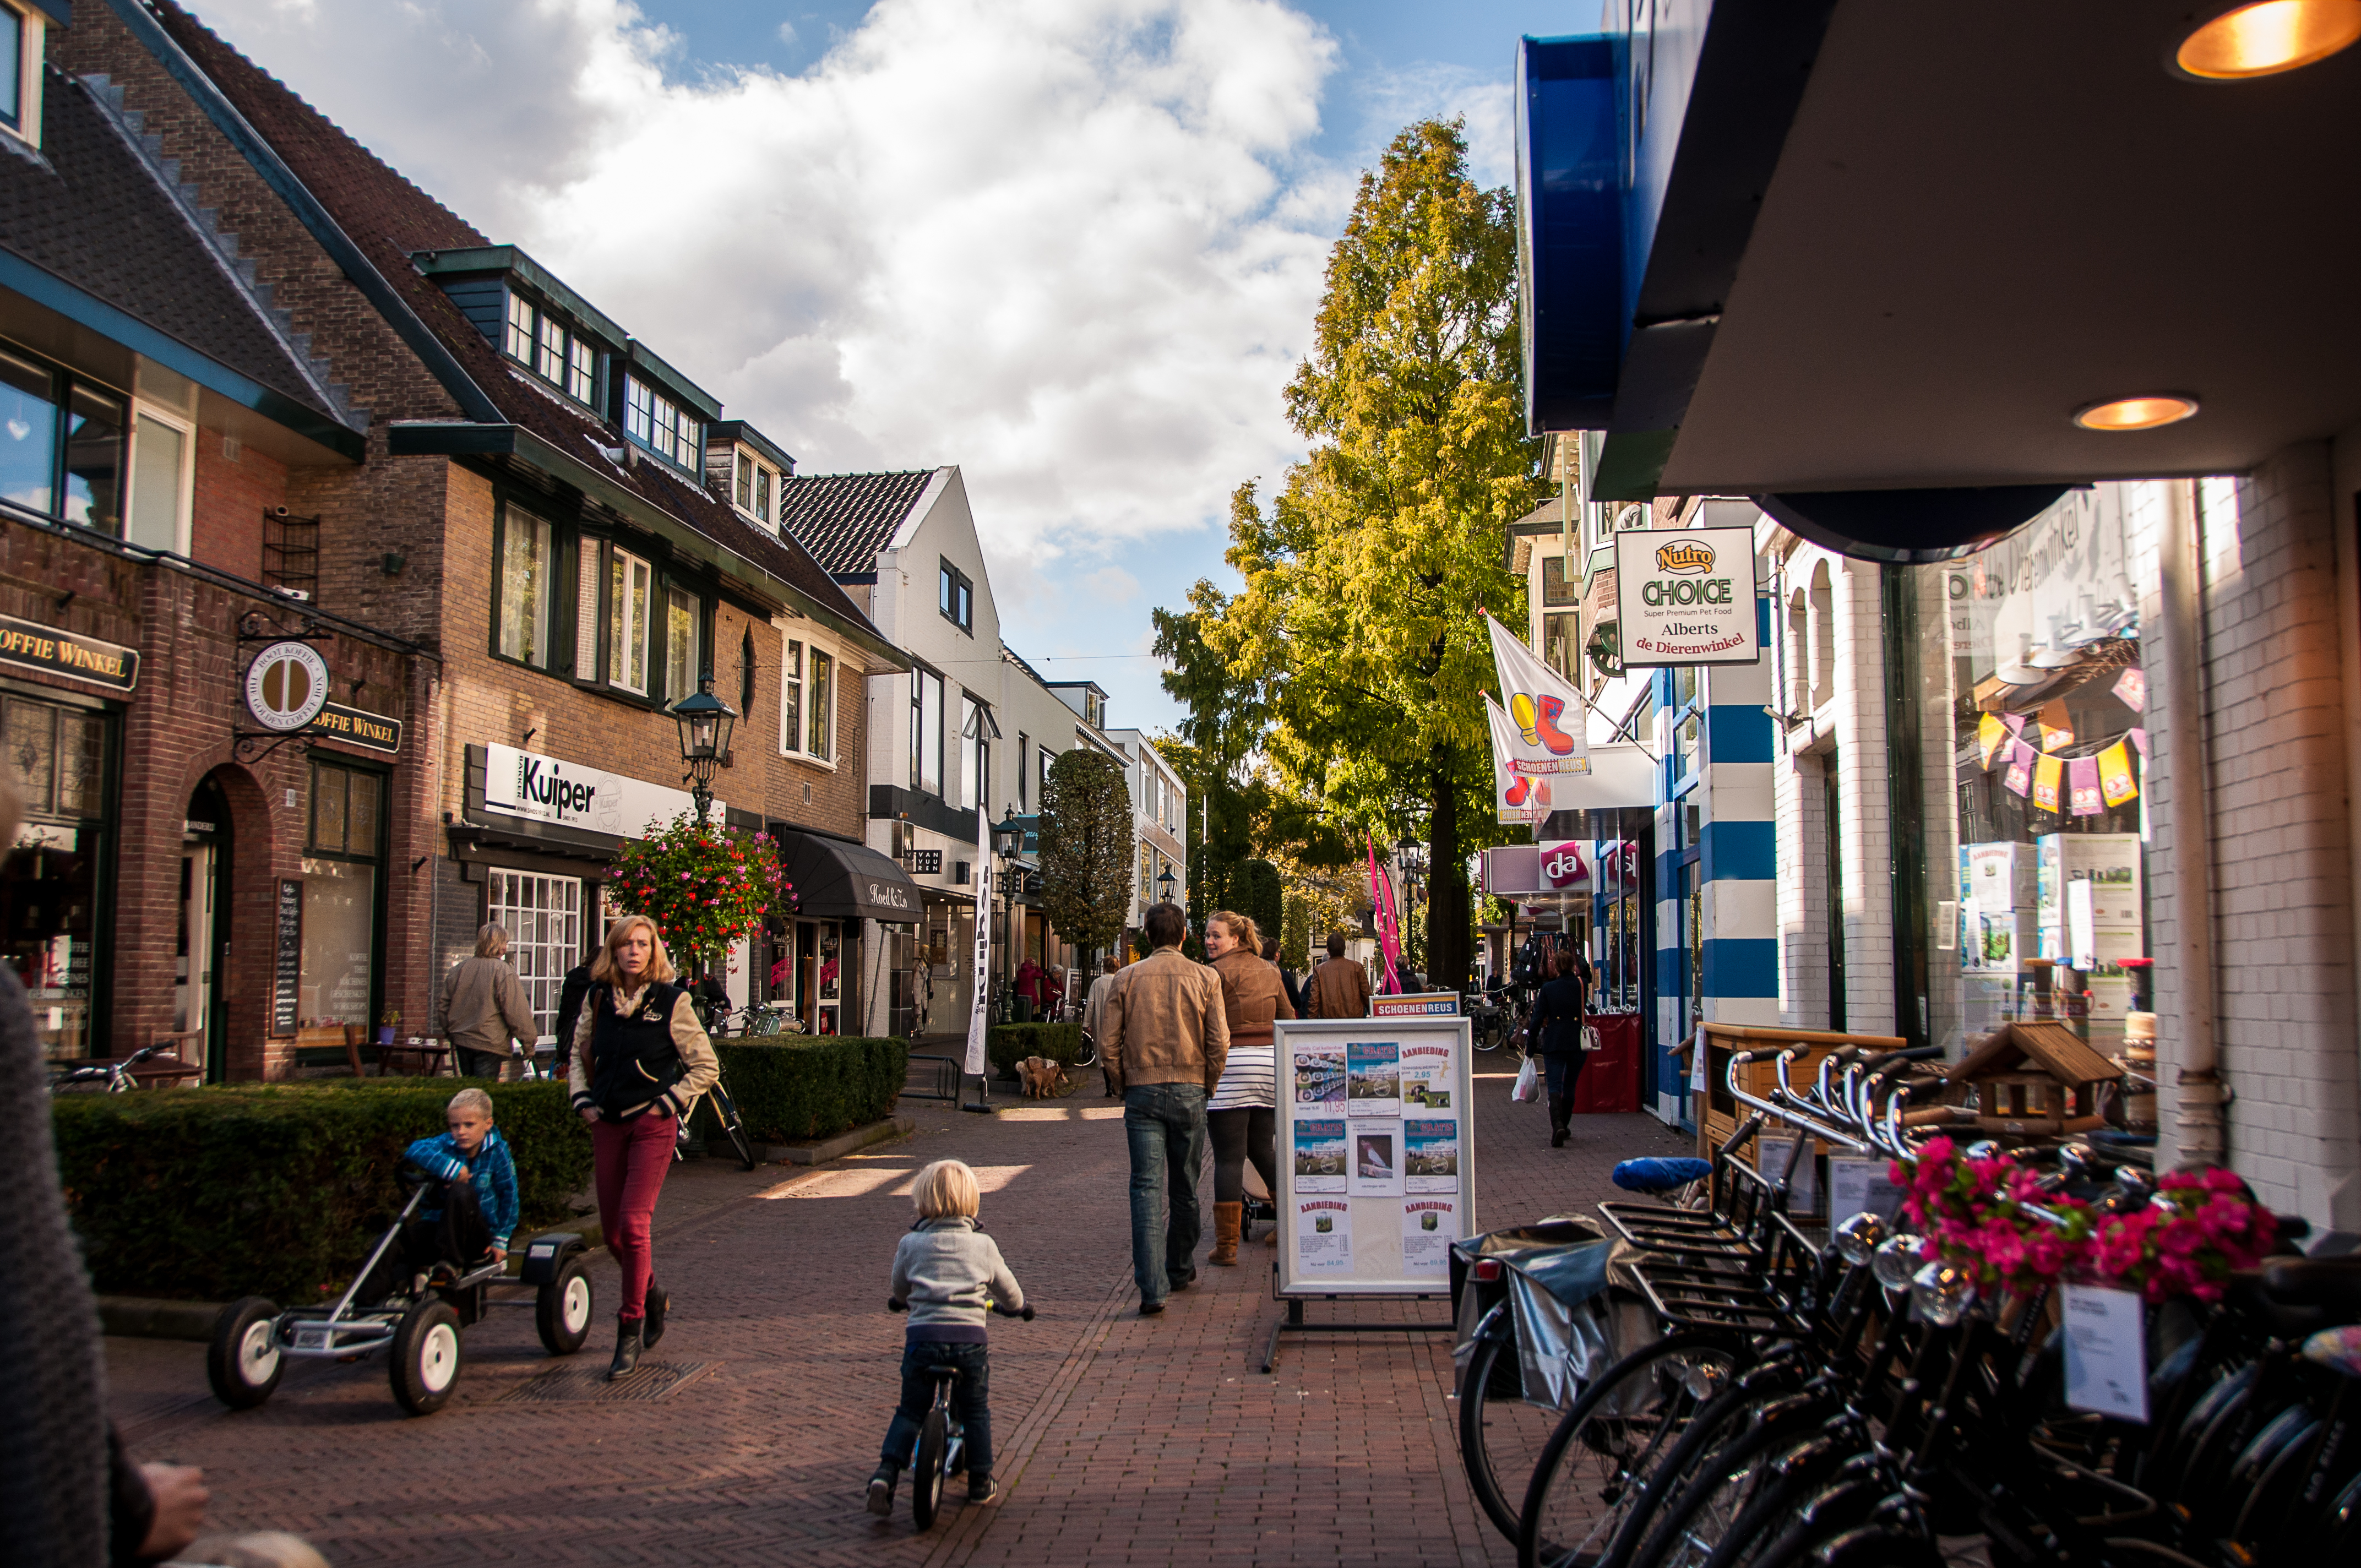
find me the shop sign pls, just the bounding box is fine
[306,703,402,754]
[0,613,139,691]
[1613,527,1760,667]
[481,743,721,840]
[246,641,330,731]
[273,878,303,1037]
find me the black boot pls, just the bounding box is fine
[866,1464,899,1517]
[608,1314,644,1380]
[643,1282,669,1349]
[1548,1092,1572,1148]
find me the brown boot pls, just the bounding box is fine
[1210,1202,1243,1266]
[1548,1093,1573,1148]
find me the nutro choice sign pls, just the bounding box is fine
[1612,526,1761,668]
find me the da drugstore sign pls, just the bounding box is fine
[1613,527,1761,668]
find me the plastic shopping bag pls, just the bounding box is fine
[1512,1054,1541,1103]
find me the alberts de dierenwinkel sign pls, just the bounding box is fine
[1612,526,1761,668]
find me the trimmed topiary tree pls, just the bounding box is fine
[1041,748,1134,954]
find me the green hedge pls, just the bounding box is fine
[706,1035,906,1145]
[50,1080,591,1303]
[986,1022,1084,1077]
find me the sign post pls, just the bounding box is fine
[1266,1016,1474,1371]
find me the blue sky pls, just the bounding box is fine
[197,1,1571,736]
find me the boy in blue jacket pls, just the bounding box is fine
[402,1087,519,1264]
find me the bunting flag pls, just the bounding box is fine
[2003,739,2036,797]
[1483,613,1592,774]
[2129,727,2148,759]
[2002,712,2026,737]
[2032,752,2063,813]
[1977,712,2008,767]
[2036,698,2074,751]
[2069,756,2104,816]
[1486,696,1552,823]
[2113,668,2146,712]
[2099,741,2138,807]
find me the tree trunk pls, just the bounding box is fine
[1428,755,1470,995]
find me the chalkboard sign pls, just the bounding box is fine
[273,879,303,1036]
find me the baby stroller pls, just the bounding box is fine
[1242,1156,1279,1244]
[208,1166,594,1416]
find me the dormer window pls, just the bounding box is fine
[733,448,777,524]
[503,292,596,406]
[624,376,700,476]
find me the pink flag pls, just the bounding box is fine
[2001,712,2026,736]
[2002,739,2036,797]
[2129,727,2148,759]
[1367,838,1402,995]
[2069,756,2104,816]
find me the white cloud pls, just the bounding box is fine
[775,19,798,48]
[189,0,1345,590]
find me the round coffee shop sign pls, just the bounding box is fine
[245,640,330,732]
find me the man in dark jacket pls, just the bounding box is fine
[554,962,593,1074]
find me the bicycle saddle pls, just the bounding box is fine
[2262,1255,2361,1312]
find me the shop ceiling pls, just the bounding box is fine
[1522,3,2361,554]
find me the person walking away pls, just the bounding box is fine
[1204,913,1290,1267]
[1082,955,1125,1097]
[1305,932,1372,1020]
[867,1159,1026,1515]
[553,960,592,1075]
[569,915,719,1377]
[1524,947,1591,1147]
[1269,935,1308,1017]
[440,925,539,1079]
[1102,902,1228,1315]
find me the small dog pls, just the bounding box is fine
[1019,1056,1069,1099]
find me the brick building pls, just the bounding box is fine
[9,0,914,1075]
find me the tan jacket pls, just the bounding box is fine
[1103,946,1228,1094]
[567,979,721,1120]
[440,956,538,1056]
[1307,956,1372,1020]
[1209,949,1294,1045]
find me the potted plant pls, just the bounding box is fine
[377,1008,400,1046]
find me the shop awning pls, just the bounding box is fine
[776,831,925,924]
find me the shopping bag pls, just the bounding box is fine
[1581,1024,1603,1053]
[1512,1055,1541,1103]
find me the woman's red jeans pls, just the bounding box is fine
[591,1111,676,1321]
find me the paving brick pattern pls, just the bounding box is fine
[108,1070,1687,1565]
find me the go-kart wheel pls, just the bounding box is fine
[535,1254,595,1355]
[389,1298,464,1415]
[207,1296,284,1409]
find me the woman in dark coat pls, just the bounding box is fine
[1524,946,1592,1147]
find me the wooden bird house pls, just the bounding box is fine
[1947,1021,2118,1136]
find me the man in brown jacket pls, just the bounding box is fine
[440,924,540,1078]
[1103,901,1228,1315]
[1306,932,1373,1020]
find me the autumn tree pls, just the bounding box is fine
[1200,119,1544,991]
[1038,748,1134,956]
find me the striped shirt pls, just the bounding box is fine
[1207,1044,1276,1110]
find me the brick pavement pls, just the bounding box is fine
[107,1068,1687,1565]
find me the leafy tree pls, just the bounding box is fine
[1200,119,1545,992]
[1039,748,1134,954]
[1243,859,1283,949]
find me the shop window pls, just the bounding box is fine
[486,869,581,1047]
[624,376,701,475]
[938,559,973,634]
[608,547,652,694]
[496,502,554,668]
[300,761,382,1033]
[2,693,108,1059]
[662,583,699,700]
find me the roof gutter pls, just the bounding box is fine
[102,0,504,427]
[387,420,909,670]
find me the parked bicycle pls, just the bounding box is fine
[47,1041,170,1094]
[673,1069,757,1171]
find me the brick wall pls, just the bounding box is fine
[189,431,285,582]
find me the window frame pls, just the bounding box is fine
[732,446,777,525]
[491,497,559,672]
[0,341,136,538]
[660,579,704,704]
[910,668,945,796]
[502,288,601,412]
[938,558,973,635]
[776,631,840,767]
[607,545,654,696]
[623,375,703,477]
[124,400,193,556]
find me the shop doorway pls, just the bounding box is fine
[179,778,231,1080]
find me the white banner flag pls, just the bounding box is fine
[964,808,991,1076]
[1484,614,1591,775]
[1485,696,1552,823]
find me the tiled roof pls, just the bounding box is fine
[144,1,881,638]
[775,469,940,575]
[0,67,340,427]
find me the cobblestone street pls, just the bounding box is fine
[106,1072,1685,1566]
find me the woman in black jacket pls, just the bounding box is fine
[1523,946,1591,1147]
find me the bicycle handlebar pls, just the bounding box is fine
[886,1297,1033,1320]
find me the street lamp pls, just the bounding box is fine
[1156,864,1177,905]
[669,674,736,823]
[992,804,1022,859]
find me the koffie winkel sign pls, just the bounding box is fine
[1612,527,1761,668]
[482,743,721,840]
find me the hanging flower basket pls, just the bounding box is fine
[607,812,793,974]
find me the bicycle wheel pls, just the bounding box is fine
[1518,1332,1742,1568]
[912,1404,949,1529]
[709,1084,757,1170]
[1605,1368,1814,1568]
[1630,1402,1842,1568]
[1074,1030,1099,1068]
[1460,1304,1568,1541]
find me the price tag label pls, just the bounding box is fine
[1827,1157,1907,1224]
[293,1326,331,1352]
[2061,1283,2148,1422]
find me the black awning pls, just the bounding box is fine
[777,832,925,923]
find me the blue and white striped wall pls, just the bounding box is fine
[1653,594,1780,1126]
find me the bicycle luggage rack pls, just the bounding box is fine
[903,1053,964,1103]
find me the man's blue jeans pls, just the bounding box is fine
[1123,1082,1207,1304]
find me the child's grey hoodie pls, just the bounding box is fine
[890,1216,1024,1338]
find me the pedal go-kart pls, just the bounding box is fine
[207,1174,596,1416]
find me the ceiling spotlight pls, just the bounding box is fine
[2073,395,2200,432]
[2177,1,2361,79]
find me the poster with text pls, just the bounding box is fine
[1346,1041,1401,1116]
[1401,1197,1457,1277]
[1400,1040,1455,1110]
[1292,1118,1347,1193]
[1297,1197,1353,1273]
[1403,1118,1460,1194]
[1349,1124,1403,1196]
[1293,1044,1346,1109]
